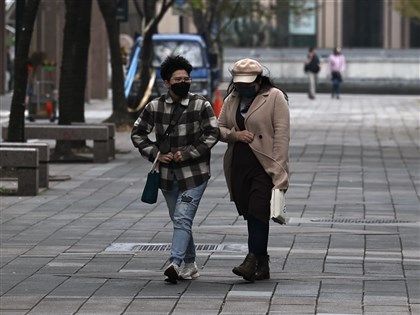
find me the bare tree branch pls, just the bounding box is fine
[144,0,175,35]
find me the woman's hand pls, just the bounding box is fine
[158,151,184,163]
[158,152,174,164]
[235,130,254,143]
[173,151,183,162]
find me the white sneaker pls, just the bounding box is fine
[164,262,179,284]
[179,262,200,280]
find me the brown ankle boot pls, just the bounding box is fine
[255,255,270,280]
[232,253,257,282]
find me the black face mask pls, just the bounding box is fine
[236,86,257,99]
[171,82,191,98]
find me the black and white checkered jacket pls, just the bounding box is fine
[131,93,220,191]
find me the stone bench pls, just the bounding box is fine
[0,147,39,195]
[73,122,115,159]
[0,142,50,188]
[24,122,115,160]
[2,124,109,163]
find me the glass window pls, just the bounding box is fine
[288,0,317,47]
[152,41,204,67]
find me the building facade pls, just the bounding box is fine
[1,0,419,95]
[157,0,419,49]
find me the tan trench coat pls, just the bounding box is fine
[218,88,290,201]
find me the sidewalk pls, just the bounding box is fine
[0,93,419,315]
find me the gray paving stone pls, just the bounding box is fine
[77,256,129,274]
[171,297,224,315]
[3,274,65,296]
[2,256,51,275]
[364,295,408,305]
[48,278,106,298]
[76,297,133,314]
[92,279,148,297]
[273,296,316,307]
[284,258,325,272]
[0,295,43,311]
[26,298,87,315]
[219,300,269,314]
[364,280,408,294]
[324,263,363,275]
[136,280,189,298]
[183,282,232,297]
[320,280,363,293]
[316,304,362,314]
[363,305,411,313]
[124,298,177,314]
[270,303,316,313]
[274,280,320,297]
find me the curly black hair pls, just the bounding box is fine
[160,55,193,81]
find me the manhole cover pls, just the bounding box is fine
[104,243,246,253]
[131,243,224,252]
[310,218,412,224]
[288,218,417,225]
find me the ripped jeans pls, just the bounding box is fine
[162,178,208,266]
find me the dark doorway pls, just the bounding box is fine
[410,18,420,47]
[342,0,383,47]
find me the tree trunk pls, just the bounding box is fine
[135,0,174,115]
[7,0,41,142]
[136,35,153,113]
[135,0,156,108]
[97,0,132,127]
[59,0,78,127]
[71,0,92,123]
[67,0,92,151]
[51,0,92,160]
[58,0,91,126]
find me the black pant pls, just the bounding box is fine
[247,215,269,256]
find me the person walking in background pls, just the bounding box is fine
[6,45,14,92]
[304,47,321,100]
[131,55,220,284]
[218,58,290,282]
[328,46,346,99]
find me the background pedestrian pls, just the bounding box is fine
[304,47,321,99]
[6,45,14,92]
[328,46,346,99]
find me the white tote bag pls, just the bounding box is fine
[270,189,286,225]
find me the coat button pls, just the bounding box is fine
[259,135,263,139]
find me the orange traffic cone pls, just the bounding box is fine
[213,89,222,118]
[46,100,53,118]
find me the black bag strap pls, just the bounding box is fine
[163,102,187,137]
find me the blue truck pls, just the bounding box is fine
[125,33,219,110]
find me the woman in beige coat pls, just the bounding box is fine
[218,58,290,282]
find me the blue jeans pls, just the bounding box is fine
[332,79,341,97]
[162,178,208,266]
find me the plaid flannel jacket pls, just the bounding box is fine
[131,93,220,191]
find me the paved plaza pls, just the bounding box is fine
[0,92,419,315]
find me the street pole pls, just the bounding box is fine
[179,15,183,33]
[15,0,26,141]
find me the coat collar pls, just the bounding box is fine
[230,89,269,122]
[165,93,191,107]
[245,90,268,120]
